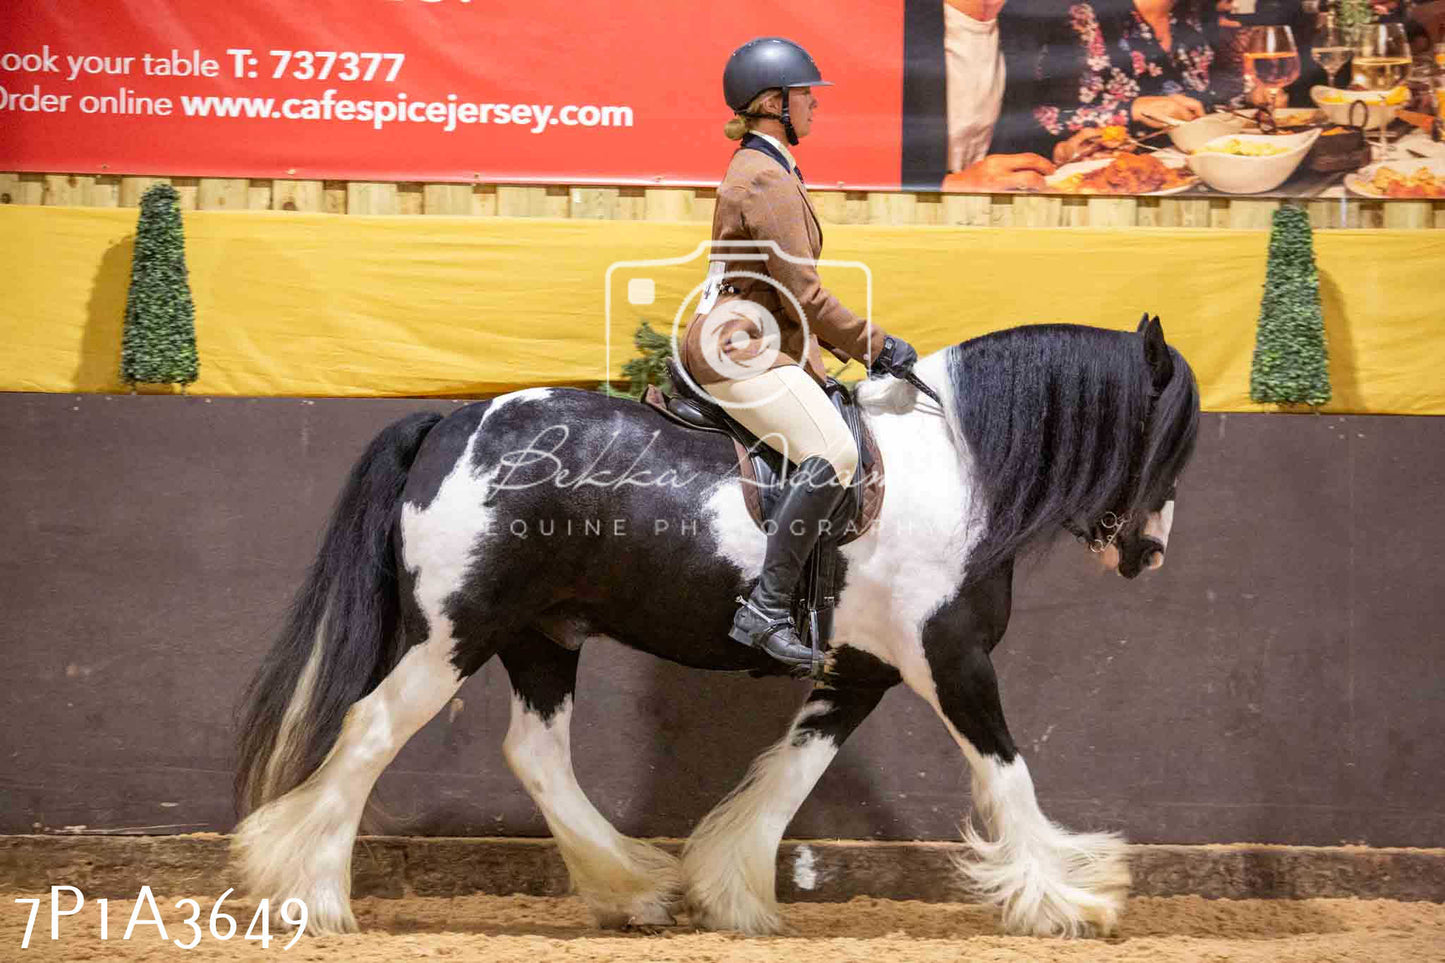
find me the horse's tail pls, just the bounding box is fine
[235,410,443,817]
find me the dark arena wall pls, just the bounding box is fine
[1,393,1441,847]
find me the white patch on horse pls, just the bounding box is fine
[482,386,555,426]
[791,845,818,890]
[1144,499,1175,554]
[683,700,835,934]
[400,427,495,619]
[503,695,681,928]
[837,351,978,693]
[704,478,766,579]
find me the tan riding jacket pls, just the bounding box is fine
[681,147,887,387]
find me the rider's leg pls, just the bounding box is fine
[702,365,858,667]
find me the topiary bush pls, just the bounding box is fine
[121,183,199,388]
[1250,205,1331,408]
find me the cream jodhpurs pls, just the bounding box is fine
[702,366,859,484]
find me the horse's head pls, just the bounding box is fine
[942,316,1198,585]
[1085,314,1196,580]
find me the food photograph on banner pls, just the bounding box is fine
[3,0,1441,197]
[902,0,1445,199]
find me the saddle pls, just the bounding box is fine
[642,359,886,674]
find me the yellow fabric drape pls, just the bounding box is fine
[1,205,1441,413]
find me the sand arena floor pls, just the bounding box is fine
[5,892,1444,962]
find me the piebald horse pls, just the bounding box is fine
[234,317,1199,938]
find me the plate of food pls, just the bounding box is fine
[1045,152,1197,195]
[1345,158,1445,198]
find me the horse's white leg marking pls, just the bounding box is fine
[961,753,1130,937]
[233,639,464,933]
[503,695,682,928]
[682,701,836,935]
[921,697,1130,938]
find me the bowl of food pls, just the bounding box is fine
[1186,130,1320,193]
[1311,85,1407,129]
[1167,112,1251,153]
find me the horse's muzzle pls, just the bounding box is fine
[1118,537,1166,579]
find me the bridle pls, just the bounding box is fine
[1064,511,1133,555]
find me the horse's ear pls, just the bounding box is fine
[1142,315,1173,391]
[1137,312,1150,333]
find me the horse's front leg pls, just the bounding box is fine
[912,571,1131,937]
[682,665,896,935]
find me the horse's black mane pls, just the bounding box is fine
[943,323,1199,579]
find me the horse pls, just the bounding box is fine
[232,315,1199,939]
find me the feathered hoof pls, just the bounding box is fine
[957,823,1132,939]
[595,898,679,933]
[684,896,787,936]
[230,798,361,936]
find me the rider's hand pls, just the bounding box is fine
[942,153,1056,192]
[869,336,919,379]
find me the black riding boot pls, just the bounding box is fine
[729,455,846,668]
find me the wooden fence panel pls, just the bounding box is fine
[2,172,1439,229]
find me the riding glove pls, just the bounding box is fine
[869,335,919,379]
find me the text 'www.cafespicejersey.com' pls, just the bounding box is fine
[15,886,307,950]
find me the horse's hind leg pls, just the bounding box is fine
[234,635,472,933]
[499,631,682,930]
[682,678,891,935]
[918,638,1130,937]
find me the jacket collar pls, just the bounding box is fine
[740,132,801,182]
[748,131,797,172]
[737,133,822,247]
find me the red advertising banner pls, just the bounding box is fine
[0,1,905,188]
[6,2,1441,199]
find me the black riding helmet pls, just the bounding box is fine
[723,37,832,146]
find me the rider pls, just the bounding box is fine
[680,36,923,669]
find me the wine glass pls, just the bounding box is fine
[1245,25,1301,127]
[1311,19,1354,90]
[1354,23,1409,151]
